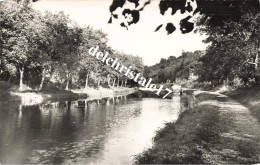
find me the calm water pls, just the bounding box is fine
[0,95,181,164]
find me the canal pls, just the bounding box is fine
[0,95,182,164]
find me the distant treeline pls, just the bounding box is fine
[0,0,143,91]
[144,51,204,84]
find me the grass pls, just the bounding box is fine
[135,89,260,164]
[195,92,219,103]
[0,81,88,104]
[224,86,260,123]
[134,93,230,164]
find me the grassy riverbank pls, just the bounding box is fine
[0,85,136,106]
[134,90,260,164]
[134,92,226,164]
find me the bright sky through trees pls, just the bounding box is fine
[32,0,207,66]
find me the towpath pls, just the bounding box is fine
[193,91,260,163]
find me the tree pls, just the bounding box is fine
[1,1,45,90]
[198,12,260,85]
[0,0,145,91]
[144,50,203,83]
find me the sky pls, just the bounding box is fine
[32,0,207,66]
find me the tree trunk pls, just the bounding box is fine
[67,101,71,110]
[107,75,111,87]
[117,79,119,87]
[125,79,127,87]
[65,75,69,91]
[255,50,259,83]
[49,66,54,83]
[65,80,69,90]
[98,79,101,87]
[121,80,124,87]
[85,74,89,89]
[39,68,46,91]
[19,66,24,91]
[7,76,11,83]
[65,72,71,91]
[112,79,115,87]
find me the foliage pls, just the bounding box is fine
[183,81,213,90]
[0,81,11,91]
[108,0,259,34]
[144,51,204,83]
[198,12,260,85]
[0,0,144,91]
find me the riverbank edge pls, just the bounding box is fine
[134,89,260,164]
[134,90,220,164]
[184,85,260,123]
[0,87,137,106]
[185,85,260,123]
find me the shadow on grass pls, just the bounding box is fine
[224,86,260,124]
[195,92,219,103]
[134,91,260,164]
[134,99,231,164]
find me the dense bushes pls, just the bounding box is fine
[180,81,213,90]
[0,81,11,92]
[40,83,65,93]
[191,82,213,90]
[144,51,204,84]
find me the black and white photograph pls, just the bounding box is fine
[0,0,260,164]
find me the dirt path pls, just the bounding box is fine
[195,91,260,163]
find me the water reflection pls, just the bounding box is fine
[0,95,181,164]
